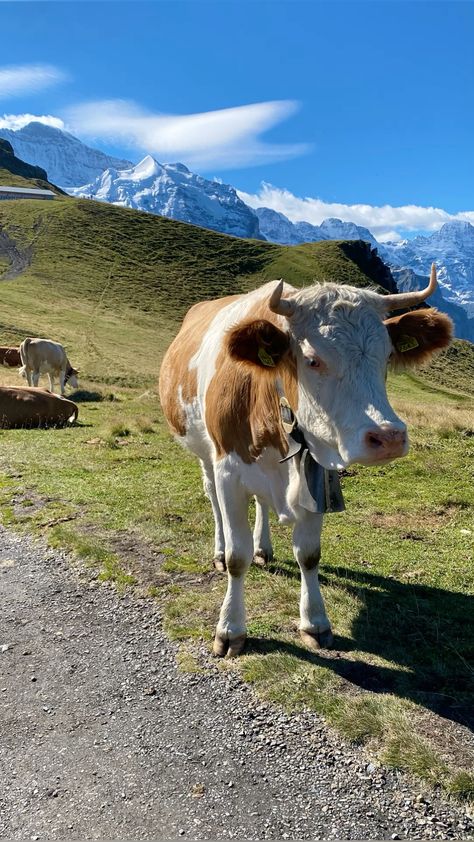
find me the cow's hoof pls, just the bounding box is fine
[300,628,334,651]
[226,634,247,658]
[212,633,228,657]
[212,633,247,658]
[212,553,226,573]
[253,548,273,567]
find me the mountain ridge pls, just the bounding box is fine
[0,121,133,188]
[70,154,263,240]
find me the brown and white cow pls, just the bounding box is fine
[0,386,78,428]
[0,347,21,368]
[159,266,452,657]
[19,338,79,395]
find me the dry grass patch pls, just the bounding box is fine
[392,397,474,435]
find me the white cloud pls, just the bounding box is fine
[66,99,309,171]
[238,183,474,239]
[0,113,65,131]
[0,65,67,100]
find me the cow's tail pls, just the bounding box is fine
[19,337,31,378]
[68,404,79,425]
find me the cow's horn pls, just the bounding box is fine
[380,263,438,311]
[269,279,296,317]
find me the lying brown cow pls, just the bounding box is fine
[0,386,78,428]
[0,347,21,368]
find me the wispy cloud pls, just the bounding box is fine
[0,113,65,131]
[66,99,309,170]
[0,64,67,100]
[238,183,474,241]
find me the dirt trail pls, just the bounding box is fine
[0,525,472,840]
[0,226,31,280]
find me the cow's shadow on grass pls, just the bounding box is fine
[251,561,474,731]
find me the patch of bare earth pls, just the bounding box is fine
[0,226,32,281]
[366,503,462,532]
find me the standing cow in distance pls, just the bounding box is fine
[0,347,21,368]
[19,338,79,396]
[159,265,452,658]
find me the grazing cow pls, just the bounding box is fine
[0,386,78,428]
[0,346,21,368]
[159,265,452,658]
[19,338,79,395]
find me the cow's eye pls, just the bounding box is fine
[307,356,321,369]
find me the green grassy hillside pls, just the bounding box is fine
[0,193,472,800]
[1,194,469,386]
[0,168,61,192]
[0,196,398,385]
[0,195,388,311]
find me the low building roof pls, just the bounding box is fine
[0,185,55,197]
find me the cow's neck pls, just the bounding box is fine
[278,404,345,515]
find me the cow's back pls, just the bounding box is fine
[0,386,78,428]
[20,338,67,371]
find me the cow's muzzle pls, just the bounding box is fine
[362,425,408,463]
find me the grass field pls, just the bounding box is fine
[0,195,473,801]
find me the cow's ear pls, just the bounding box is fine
[226,319,290,368]
[385,308,453,368]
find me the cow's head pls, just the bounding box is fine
[228,266,452,470]
[65,365,79,390]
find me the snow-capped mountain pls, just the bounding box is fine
[0,122,133,188]
[257,209,473,339]
[255,207,378,247]
[71,156,262,239]
[391,266,474,342]
[379,221,474,318]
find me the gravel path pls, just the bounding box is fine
[0,525,472,840]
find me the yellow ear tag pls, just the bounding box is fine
[258,346,276,367]
[396,334,419,353]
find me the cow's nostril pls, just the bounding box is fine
[367,433,383,448]
[365,428,407,451]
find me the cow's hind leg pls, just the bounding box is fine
[293,511,333,651]
[253,498,273,565]
[48,373,54,393]
[213,467,252,658]
[32,370,40,387]
[200,459,226,572]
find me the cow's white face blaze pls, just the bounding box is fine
[284,285,408,470]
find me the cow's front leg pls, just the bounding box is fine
[293,511,333,651]
[213,469,252,658]
[253,498,273,565]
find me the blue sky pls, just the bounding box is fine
[0,0,473,239]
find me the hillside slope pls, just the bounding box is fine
[0,193,470,394]
[0,196,393,316]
